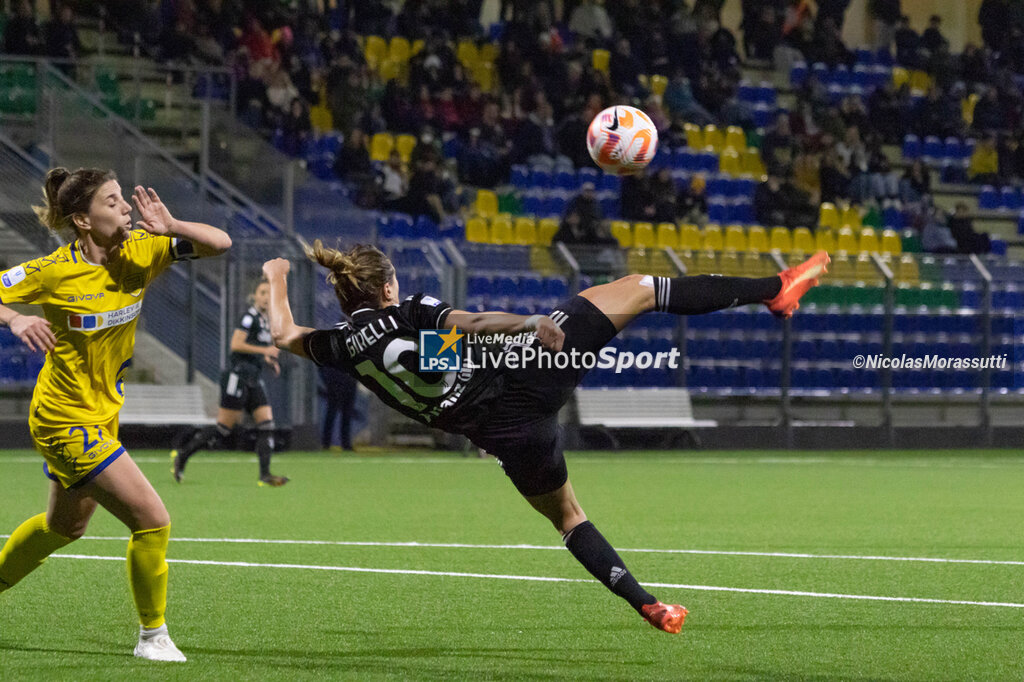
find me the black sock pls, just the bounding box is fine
[178,423,232,465]
[563,521,656,613]
[255,420,275,478]
[652,275,781,315]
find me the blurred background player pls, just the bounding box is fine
[261,243,828,635]
[171,279,289,486]
[0,167,231,661]
[319,363,359,451]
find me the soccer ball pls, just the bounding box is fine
[586,105,658,175]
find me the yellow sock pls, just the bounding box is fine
[127,525,170,628]
[0,513,74,592]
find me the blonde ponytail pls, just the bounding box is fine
[305,240,395,315]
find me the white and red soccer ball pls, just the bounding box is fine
[586,105,658,175]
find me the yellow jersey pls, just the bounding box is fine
[0,230,194,429]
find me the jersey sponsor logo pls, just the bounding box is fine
[1,266,26,288]
[65,293,105,302]
[68,300,142,332]
[419,327,463,372]
[421,295,442,307]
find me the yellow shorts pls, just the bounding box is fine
[30,417,125,490]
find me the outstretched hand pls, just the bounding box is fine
[11,314,56,353]
[132,186,176,236]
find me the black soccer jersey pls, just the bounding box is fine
[302,293,505,433]
[230,306,273,370]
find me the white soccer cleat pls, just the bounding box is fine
[134,625,187,662]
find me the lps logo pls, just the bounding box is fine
[418,327,463,372]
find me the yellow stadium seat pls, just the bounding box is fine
[633,222,655,249]
[379,58,400,82]
[309,105,333,132]
[457,39,479,68]
[656,222,678,249]
[472,62,495,92]
[724,224,747,251]
[648,249,675,276]
[649,74,668,96]
[830,252,855,284]
[880,228,902,255]
[909,69,932,93]
[694,250,719,275]
[815,228,835,253]
[388,37,411,63]
[855,253,881,284]
[479,42,499,63]
[719,148,742,175]
[719,250,741,276]
[742,147,766,178]
[818,202,839,230]
[529,245,559,275]
[769,226,792,252]
[364,36,387,70]
[626,248,647,274]
[411,39,425,56]
[896,254,920,285]
[370,132,394,162]
[892,66,909,89]
[701,223,724,251]
[840,204,862,229]
[962,93,979,126]
[611,220,632,248]
[725,126,746,152]
[490,215,513,244]
[836,226,858,253]
[787,250,807,267]
[740,250,772,278]
[466,217,488,243]
[395,134,417,163]
[678,223,702,251]
[703,124,724,153]
[859,227,879,254]
[537,218,559,246]
[683,123,703,150]
[792,227,815,253]
[513,217,537,245]
[674,249,695,274]
[474,189,498,218]
[746,225,768,252]
[592,49,610,74]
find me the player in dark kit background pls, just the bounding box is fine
[171,278,289,486]
[262,240,829,634]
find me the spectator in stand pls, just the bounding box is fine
[333,127,372,183]
[265,60,300,115]
[609,38,644,97]
[807,15,852,68]
[511,100,566,168]
[998,133,1024,183]
[817,0,852,30]
[620,174,658,222]
[793,146,822,205]
[839,95,869,134]
[401,156,446,223]
[969,133,1001,184]
[755,169,816,228]
[920,201,959,253]
[280,98,312,156]
[869,0,902,52]
[972,87,1005,133]
[920,15,949,55]
[762,113,799,173]
[44,3,81,61]
[978,0,1010,53]
[867,81,903,143]
[677,173,708,222]
[663,71,715,126]
[708,19,741,70]
[819,145,852,204]
[4,0,43,55]
[457,127,505,188]
[743,5,782,62]
[568,0,614,45]
[899,159,931,206]
[893,15,921,68]
[960,44,991,85]
[915,86,961,139]
[238,15,277,66]
[554,182,615,245]
[556,109,593,169]
[378,150,409,205]
[947,202,992,254]
[648,168,679,223]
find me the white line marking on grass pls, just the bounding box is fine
[27,536,1024,567]
[49,553,1024,609]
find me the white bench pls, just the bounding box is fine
[119,384,216,425]
[574,387,717,447]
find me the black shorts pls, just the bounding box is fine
[219,365,269,412]
[466,295,618,497]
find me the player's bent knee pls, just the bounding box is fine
[47,517,88,541]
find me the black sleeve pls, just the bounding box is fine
[302,329,347,366]
[400,293,454,330]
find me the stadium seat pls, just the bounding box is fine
[388,36,411,64]
[694,249,719,274]
[836,227,858,252]
[457,39,479,68]
[683,123,703,150]
[370,132,394,162]
[513,217,537,245]
[742,147,767,178]
[703,125,724,153]
[702,224,724,251]
[855,253,881,285]
[818,202,839,230]
[489,216,513,244]
[896,254,920,285]
[790,61,808,87]
[792,227,814,253]
[978,186,999,210]
[746,225,768,252]
[649,74,668,96]
[678,223,702,251]
[830,253,855,284]
[719,149,742,175]
[880,229,902,255]
[902,134,921,159]
[719,250,741,276]
[395,134,417,163]
[922,135,943,162]
[363,35,387,69]
[610,220,632,248]
[592,49,610,74]
[724,126,746,152]
[891,66,909,88]
[479,42,499,63]
[633,222,655,248]
[466,217,489,243]
[962,93,979,126]
[656,222,678,249]
[474,189,499,218]
[769,226,792,252]
[724,224,747,251]
[840,204,862,229]
[537,218,559,246]
[859,227,879,253]
[813,228,835,254]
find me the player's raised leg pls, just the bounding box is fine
[171,407,241,483]
[525,480,687,633]
[85,454,185,662]
[579,250,830,331]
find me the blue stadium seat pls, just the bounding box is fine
[542,194,568,217]
[978,186,999,210]
[757,82,777,104]
[991,238,1008,255]
[943,137,962,161]
[577,167,599,187]
[852,65,871,89]
[519,274,543,297]
[530,167,552,188]
[543,277,569,298]
[413,215,439,238]
[510,164,531,189]
[1001,186,1021,211]
[790,62,808,87]
[554,169,577,190]
[600,173,621,192]
[738,81,757,102]
[752,103,774,128]
[922,136,943,161]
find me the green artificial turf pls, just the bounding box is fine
[1,448,1022,681]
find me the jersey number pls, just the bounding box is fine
[354,338,456,413]
[68,426,102,453]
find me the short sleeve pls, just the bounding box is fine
[238,314,254,331]
[0,258,55,305]
[138,233,196,281]
[400,294,453,330]
[302,329,348,366]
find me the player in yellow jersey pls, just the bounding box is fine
[0,167,231,662]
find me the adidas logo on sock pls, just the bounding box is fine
[609,566,626,586]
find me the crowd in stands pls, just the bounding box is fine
[5,0,1023,256]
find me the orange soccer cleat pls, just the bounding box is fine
[258,474,290,487]
[765,250,830,318]
[641,601,688,634]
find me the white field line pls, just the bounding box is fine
[49,553,1024,609]
[15,535,1024,567]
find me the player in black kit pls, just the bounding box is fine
[262,241,829,633]
[171,279,289,486]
